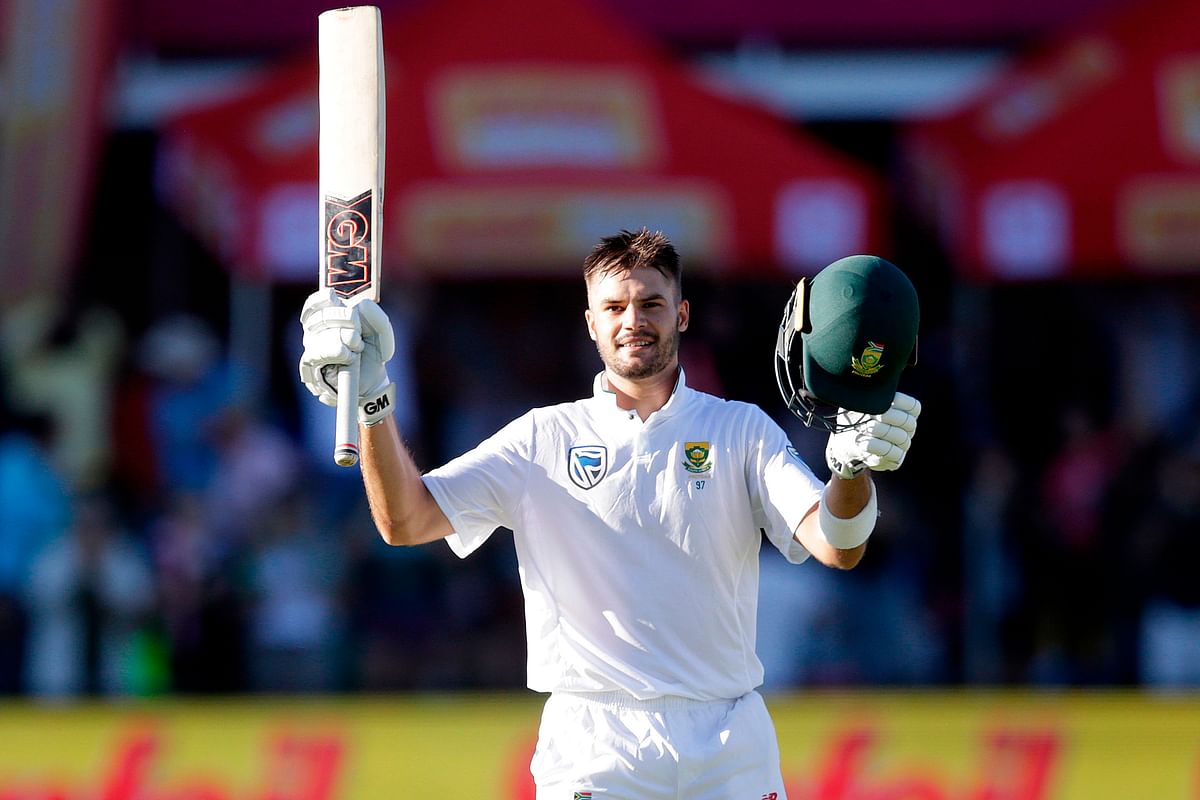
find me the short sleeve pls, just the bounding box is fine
[744,409,823,564]
[422,412,533,558]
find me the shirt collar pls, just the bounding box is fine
[591,367,690,420]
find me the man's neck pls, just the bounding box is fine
[604,365,679,421]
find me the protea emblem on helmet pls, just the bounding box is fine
[851,341,885,377]
[683,441,713,474]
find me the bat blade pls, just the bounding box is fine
[318,5,385,467]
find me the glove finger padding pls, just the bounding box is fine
[860,435,906,470]
[354,299,395,396]
[299,289,377,407]
[878,406,918,434]
[304,307,363,397]
[302,305,363,354]
[301,321,360,374]
[892,392,921,417]
[862,419,911,448]
[826,392,921,479]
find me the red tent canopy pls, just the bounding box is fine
[159,0,886,282]
[904,0,1200,280]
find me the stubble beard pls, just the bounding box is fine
[597,327,680,380]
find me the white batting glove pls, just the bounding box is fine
[298,289,395,409]
[825,392,921,479]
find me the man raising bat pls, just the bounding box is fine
[299,231,921,799]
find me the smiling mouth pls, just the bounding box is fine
[618,339,656,350]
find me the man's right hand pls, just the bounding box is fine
[299,288,395,408]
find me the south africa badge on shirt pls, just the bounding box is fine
[682,441,713,474]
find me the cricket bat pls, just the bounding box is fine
[318,6,385,467]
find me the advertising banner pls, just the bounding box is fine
[0,692,1197,799]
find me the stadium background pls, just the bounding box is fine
[2,0,1199,796]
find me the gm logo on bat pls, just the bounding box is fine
[325,189,374,298]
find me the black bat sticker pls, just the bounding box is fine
[324,189,374,298]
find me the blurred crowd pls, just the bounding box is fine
[1,273,1199,700]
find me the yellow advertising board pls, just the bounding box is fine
[0,692,1196,799]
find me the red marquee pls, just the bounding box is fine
[904,0,1200,280]
[159,0,886,282]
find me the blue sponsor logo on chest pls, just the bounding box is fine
[567,445,608,489]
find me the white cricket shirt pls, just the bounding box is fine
[421,370,823,701]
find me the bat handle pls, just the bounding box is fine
[333,360,360,467]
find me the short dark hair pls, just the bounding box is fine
[582,228,682,297]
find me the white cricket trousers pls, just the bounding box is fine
[530,690,788,800]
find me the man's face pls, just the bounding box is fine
[585,266,689,381]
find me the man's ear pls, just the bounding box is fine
[677,299,690,332]
[584,308,598,341]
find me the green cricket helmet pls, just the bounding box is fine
[775,255,919,432]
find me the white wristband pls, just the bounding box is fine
[818,480,878,549]
[359,382,396,426]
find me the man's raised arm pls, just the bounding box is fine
[299,289,452,546]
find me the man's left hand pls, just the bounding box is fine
[825,392,921,479]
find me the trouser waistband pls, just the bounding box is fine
[552,690,742,711]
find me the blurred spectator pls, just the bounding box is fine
[425,535,525,690]
[418,282,580,464]
[148,490,247,693]
[1041,405,1125,554]
[756,544,844,687]
[243,488,345,693]
[110,347,167,521]
[0,412,71,694]
[340,514,448,690]
[341,521,525,691]
[24,492,156,698]
[1131,434,1200,688]
[1026,405,1128,684]
[961,445,1027,684]
[800,491,946,685]
[0,296,125,489]
[137,313,234,494]
[1114,294,1199,443]
[203,406,303,545]
[859,489,947,684]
